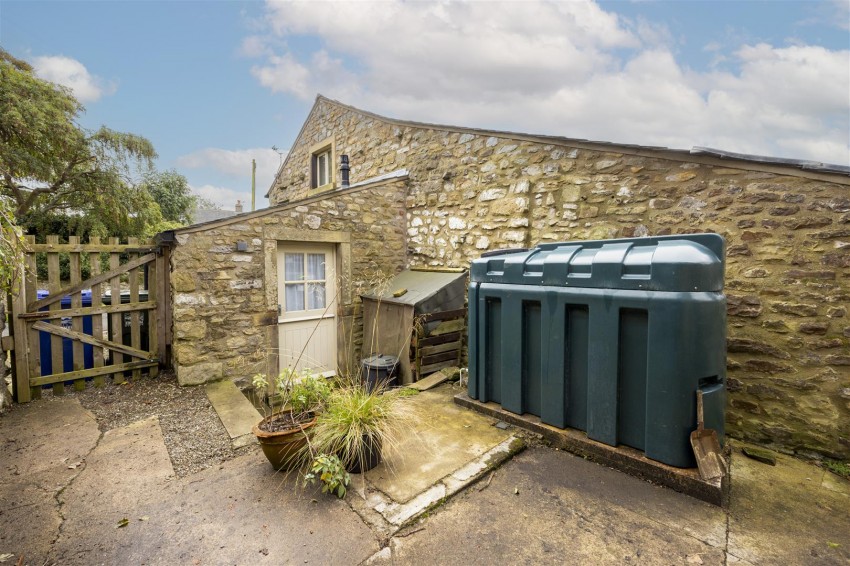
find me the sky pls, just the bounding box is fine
[1,0,848,212]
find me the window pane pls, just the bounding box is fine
[284,253,304,281]
[285,283,305,311]
[307,282,326,310]
[307,253,326,280]
[318,153,328,186]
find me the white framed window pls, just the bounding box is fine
[278,244,336,321]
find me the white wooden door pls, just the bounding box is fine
[277,243,337,376]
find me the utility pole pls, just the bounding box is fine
[251,159,256,212]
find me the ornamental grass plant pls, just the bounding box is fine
[306,373,415,474]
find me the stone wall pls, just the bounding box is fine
[170,178,408,387]
[269,97,850,460]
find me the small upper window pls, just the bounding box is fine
[310,137,335,191]
[315,149,331,187]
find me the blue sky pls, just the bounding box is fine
[2,1,848,212]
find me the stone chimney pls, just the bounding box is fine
[235,200,243,213]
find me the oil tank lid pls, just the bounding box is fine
[470,234,724,293]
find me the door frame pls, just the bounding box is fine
[277,241,337,376]
[263,227,352,377]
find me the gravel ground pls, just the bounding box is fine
[48,372,253,477]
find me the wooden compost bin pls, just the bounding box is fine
[360,269,467,385]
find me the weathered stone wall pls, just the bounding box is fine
[170,179,408,387]
[270,97,850,460]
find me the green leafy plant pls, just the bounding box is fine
[253,368,332,428]
[304,454,350,498]
[289,369,332,415]
[824,459,850,479]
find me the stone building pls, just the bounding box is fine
[167,94,850,461]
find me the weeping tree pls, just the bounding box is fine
[0,48,159,238]
[0,196,25,410]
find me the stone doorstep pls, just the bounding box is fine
[454,393,729,508]
[205,379,262,448]
[349,435,525,531]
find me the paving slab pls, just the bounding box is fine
[368,446,728,565]
[0,397,101,563]
[43,410,378,565]
[365,384,514,503]
[206,378,262,448]
[727,443,850,565]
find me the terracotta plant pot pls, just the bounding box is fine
[253,411,317,471]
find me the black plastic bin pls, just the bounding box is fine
[361,355,399,392]
[467,234,726,468]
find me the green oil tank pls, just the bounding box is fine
[467,234,726,468]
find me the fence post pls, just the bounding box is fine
[10,255,30,402]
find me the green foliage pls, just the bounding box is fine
[0,48,159,236]
[253,368,332,419]
[139,169,196,225]
[824,459,850,479]
[309,383,413,472]
[289,372,332,415]
[304,454,350,498]
[0,196,25,294]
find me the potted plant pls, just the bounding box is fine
[252,368,331,471]
[306,375,413,476]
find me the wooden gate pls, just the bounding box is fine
[7,236,169,402]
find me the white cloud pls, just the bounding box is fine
[189,183,251,211]
[797,0,850,31]
[32,55,115,102]
[239,35,274,58]
[177,147,284,183]
[251,0,849,165]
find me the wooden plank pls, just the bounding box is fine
[147,253,159,378]
[420,340,462,357]
[24,235,40,400]
[27,253,155,311]
[128,237,141,381]
[109,238,124,384]
[418,331,462,348]
[418,308,467,323]
[10,260,31,402]
[19,300,157,320]
[160,246,172,367]
[30,360,159,387]
[407,369,452,391]
[68,236,85,391]
[430,319,466,336]
[414,329,421,380]
[89,237,105,387]
[421,349,461,366]
[419,359,459,376]
[32,321,154,360]
[29,243,157,253]
[47,235,64,396]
